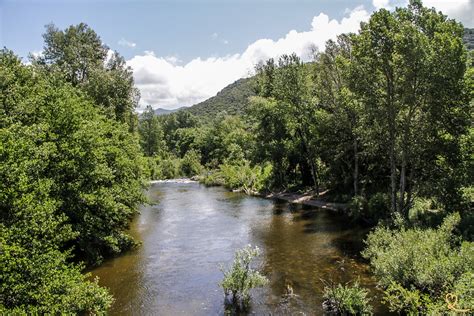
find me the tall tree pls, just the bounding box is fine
[139,105,165,156]
[350,0,469,215]
[36,23,140,129]
[313,34,364,196]
[253,54,319,190]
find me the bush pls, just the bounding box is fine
[362,212,474,314]
[220,245,268,310]
[349,193,390,223]
[180,149,203,177]
[406,197,444,227]
[199,169,225,186]
[348,195,367,220]
[156,156,181,179]
[219,160,272,194]
[322,281,373,315]
[367,192,390,220]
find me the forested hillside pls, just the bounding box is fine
[464,28,474,50]
[183,77,256,117]
[154,107,179,115]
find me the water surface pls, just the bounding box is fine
[91,182,384,315]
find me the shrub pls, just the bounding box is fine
[367,192,390,220]
[180,149,203,177]
[362,212,474,314]
[348,195,367,220]
[199,169,225,186]
[220,245,268,310]
[322,281,373,315]
[157,156,181,179]
[219,160,272,194]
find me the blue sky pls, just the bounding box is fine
[2,0,473,109]
[2,0,376,61]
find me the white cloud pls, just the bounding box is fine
[31,50,43,59]
[374,0,473,26]
[118,38,136,48]
[128,6,370,111]
[372,0,392,10]
[164,55,182,65]
[128,0,472,111]
[222,39,229,45]
[422,0,473,26]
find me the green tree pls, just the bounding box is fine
[350,0,470,215]
[36,23,140,129]
[139,105,165,157]
[1,49,146,264]
[0,123,113,314]
[252,54,319,190]
[312,34,365,197]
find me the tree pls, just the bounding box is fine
[1,50,146,265]
[139,105,165,156]
[252,54,320,190]
[36,23,140,129]
[312,34,365,196]
[0,123,113,314]
[40,23,107,86]
[350,0,470,215]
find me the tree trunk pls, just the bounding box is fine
[386,69,397,214]
[297,128,319,195]
[398,153,406,213]
[353,137,359,196]
[310,158,320,197]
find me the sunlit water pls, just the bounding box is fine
[91,182,386,315]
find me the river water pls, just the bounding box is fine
[91,181,385,315]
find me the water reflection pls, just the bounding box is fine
[91,182,385,315]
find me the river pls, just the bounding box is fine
[91,181,385,315]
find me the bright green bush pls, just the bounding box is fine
[220,245,268,310]
[322,281,373,315]
[219,160,272,194]
[362,213,474,314]
[156,156,181,179]
[199,170,225,186]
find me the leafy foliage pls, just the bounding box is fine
[1,23,146,312]
[322,281,373,315]
[362,213,474,313]
[201,160,272,194]
[220,245,268,310]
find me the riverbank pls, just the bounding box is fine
[265,191,348,212]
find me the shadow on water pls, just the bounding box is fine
[91,182,388,315]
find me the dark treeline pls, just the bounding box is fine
[1,24,146,313]
[138,1,473,313]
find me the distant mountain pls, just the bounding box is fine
[464,28,474,50]
[182,77,256,118]
[153,107,180,116]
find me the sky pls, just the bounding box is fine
[1,0,473,110]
